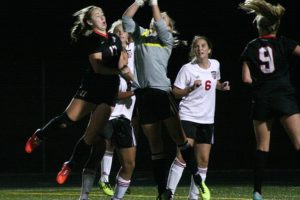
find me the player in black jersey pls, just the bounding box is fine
[24,5,133,184]
[239,0,300,200]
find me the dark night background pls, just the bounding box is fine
[1,0,300,179]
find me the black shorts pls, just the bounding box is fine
[135,88,178,124]
[252,93,299,121]
[74,72,119,106]
[181,120,214,144]
[100,116,136,148]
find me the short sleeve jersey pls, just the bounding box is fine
[241,36,298,95]
[79,31,123,72]
[174,59,221,124]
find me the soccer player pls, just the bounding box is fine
[25,5,133,182]
[97,20,136,197]
[59,19,137,200]
[122,0,209,199]
[166,35,230,200]
[79,63,136,200]
[239,0,300,199]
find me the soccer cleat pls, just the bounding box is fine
[198,181,211,200]
[25,129,42,154]
[163,189,174,200]
[56,162,72,184]
[156,189,174,200]
[253,192,263,200]
[98,181,114,196]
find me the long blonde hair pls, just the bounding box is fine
[149,12,177,34]
[70,6,103,41]
[239,0,285,35]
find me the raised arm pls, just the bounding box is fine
[149,0,173,47]
[149,0,161,21]
[123,0,145,18]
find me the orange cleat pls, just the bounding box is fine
[25,129,42,154]
[56,162,72,184]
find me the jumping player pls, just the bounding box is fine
[239,0,300,199]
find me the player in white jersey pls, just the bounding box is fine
[166,36,230,200]
[97,20,136,197]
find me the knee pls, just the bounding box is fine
[199,156,209,166]
[123,160,136,172]
[55,112,76,128]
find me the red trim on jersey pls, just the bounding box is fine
[94,30,108,38]
[259,35,276,39]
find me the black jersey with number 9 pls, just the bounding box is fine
[241,36,298,92]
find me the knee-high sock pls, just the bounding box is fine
[112,175,131,200]
[84,138,106,171]
[68,136,92,168]
[152,153,167,195]
[254,150,268,194]
[166,158,185,195]
[188,175,199,200]
[79,168,96,200]
[198,167,208,182]
[36,113,74,140]
[178,141,202,185]
[100,150,114,183]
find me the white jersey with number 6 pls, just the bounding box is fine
[174,59,220,124]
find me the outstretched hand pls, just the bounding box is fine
[135,0,148,7]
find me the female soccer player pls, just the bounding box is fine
[166,35,230,200]
[122,0,209,199]
[96,20,136,197]
[25,5,133,183]
[239,0,300,199]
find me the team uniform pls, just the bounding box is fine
[100,76,137,148]
[241,36,299,120]
[74,31,123,106]
[174,59,220,144]
[100,41,137,148]
[80,41,136,200]
[122,16,177,124]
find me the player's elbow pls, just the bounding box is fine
[242,76,252,84]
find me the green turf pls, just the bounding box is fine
[1,185,300,200]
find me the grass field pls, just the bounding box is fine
[1,184,300,200]
[1,171,299,200]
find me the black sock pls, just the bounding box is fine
[36,113,74,140]
[152,153,167,195]
[178,141,202,185]
[254,150,268,194]
[68,136,92,168]
[84,137,106,170]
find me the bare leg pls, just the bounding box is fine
[253,120,272,195]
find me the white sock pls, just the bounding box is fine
[112,175,131,200]
[166,158,186,195]
[188,176,199,200]
[100,150,113,183]
[79,169,96,200]
[198,167,208,182]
